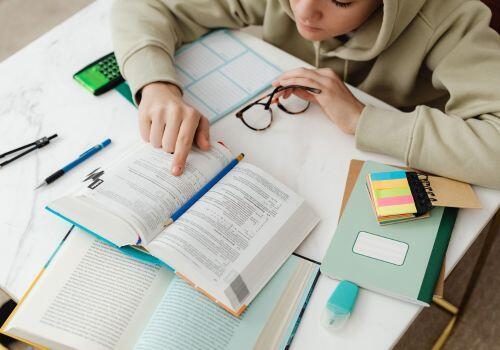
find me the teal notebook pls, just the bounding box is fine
[321,161,457,305]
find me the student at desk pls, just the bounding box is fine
[110,0,500,189]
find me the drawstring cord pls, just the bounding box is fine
[314,41,349,83]
[343,59,349,82]
[314,41,320,68]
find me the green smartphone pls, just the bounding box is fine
[73,52,124,95]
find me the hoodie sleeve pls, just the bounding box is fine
[110,0,267,104]
[355,2,500,189]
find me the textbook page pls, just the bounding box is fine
[133,255,297,350]
[76,143,232,245]
[147,162,309,309]
[3,230,172,350]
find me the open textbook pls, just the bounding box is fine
[1,229,320,350]
[46,142,319,316]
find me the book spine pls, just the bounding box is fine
[44,226,74,268]
[284,269,321,350]
[417,207,458,303]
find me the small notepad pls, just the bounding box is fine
[176,30,282,123]
[366,169,482,225]
[367,170,432,225]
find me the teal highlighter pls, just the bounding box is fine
[321,280,359,331]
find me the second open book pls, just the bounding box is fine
[47,142,319,316]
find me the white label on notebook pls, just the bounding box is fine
[353,231,408,266]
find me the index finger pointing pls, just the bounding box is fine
[171,116,198,176]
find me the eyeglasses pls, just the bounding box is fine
[235,85,321,131]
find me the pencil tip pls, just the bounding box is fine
[34,182,45,190]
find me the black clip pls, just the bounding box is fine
[406,171,434,216]
[35,137,50,148]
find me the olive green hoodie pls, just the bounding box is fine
[111,0,500,189]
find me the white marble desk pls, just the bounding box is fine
[0,1,498,349]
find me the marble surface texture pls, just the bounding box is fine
[0,1,498,349]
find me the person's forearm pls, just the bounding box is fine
[111,0,183,104]
[110,0,267,104]
[356,105,500,189]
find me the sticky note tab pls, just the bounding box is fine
[371,179,409,190]
[377,203,417,216]
[377,195,414,207]
[374,187,412,199]
[370,171,406,181]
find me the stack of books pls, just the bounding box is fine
[1,142,321,350]
[322,161,457,306]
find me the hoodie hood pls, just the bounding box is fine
[278,0,426,61]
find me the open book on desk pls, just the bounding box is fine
[46,142,319,316]
[1,228,320,350]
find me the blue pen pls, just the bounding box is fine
[35,139,111,189]
[166,153,245,225]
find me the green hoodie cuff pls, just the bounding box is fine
[355,105,417,162]
[122,45,182,105]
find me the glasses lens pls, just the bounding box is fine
[242,103,272,130]
[278,92,310,114]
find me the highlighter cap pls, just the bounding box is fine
[321,280,359,331]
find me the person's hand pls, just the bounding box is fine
[272,68,365,134]
[139,82,210,176]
